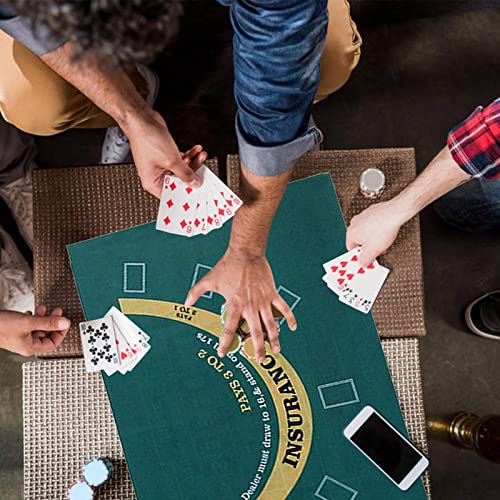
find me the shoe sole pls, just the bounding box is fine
[464,289,500,340]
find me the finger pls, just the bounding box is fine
[28,314,71,333]
[272,295,297,331]
[182,145,203,159]
[49,308,71,335]
[34,331,47,339]
[192,151,208,170]
[35,304,47,317]
[33,330,68,355]
[247,312,266,364]
[359,245,380,267]
[345,232,357,252]
[218,304,241,357]
[171,161,201,189]
[261,307,280,354]
[185,276,214,307]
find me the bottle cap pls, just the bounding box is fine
[82,458,113,487]
[360,168,385,199]
[68,480,94,500]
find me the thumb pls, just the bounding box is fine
[345,232,357,252]
[185,278,213,307]
[359,245,381,267]
[172,160,201,189]
[28,314,71,332]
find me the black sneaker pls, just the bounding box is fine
[465,291,500,340]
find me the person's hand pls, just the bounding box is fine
[346,200,408,266]
[185,251,297,362]
[124,109,208,198]
[0,305,71,356]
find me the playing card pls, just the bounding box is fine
[79,317,120,373]
[323,247,379,294]
[106,306,151,373]
[112,320,138,375]
[194,166,214,235]
[156,172,201,237]
[156,166,243,237]
[322,272,341,296]
[204,169,243,228]
[339,264,390,313]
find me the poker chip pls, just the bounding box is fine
[68,480,95,500]
[360,168,385,199]
[82,457,113,487]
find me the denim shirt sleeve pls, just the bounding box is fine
[0,11,67,56]
[229,0,328,176]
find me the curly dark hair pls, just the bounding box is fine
[4,0,183,64]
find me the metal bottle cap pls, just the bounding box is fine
[360,168,385,199]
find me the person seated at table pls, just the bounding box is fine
[346,98,500,339]
[0,116,71,356]
[0,0,363,361]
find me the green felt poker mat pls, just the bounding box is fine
[67,174,427,499]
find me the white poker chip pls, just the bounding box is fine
[82,458,112,487]
[68,480,94,500]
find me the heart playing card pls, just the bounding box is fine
[106,306,151,373]
[323,247,379,293]
[322,247,390,313]
[339,264,389,314]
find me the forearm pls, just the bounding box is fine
[228,164,292,257]
[389,146,471,223]
[41,42,149,129]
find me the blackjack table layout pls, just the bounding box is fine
[64,174,427,499]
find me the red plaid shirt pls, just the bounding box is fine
[447,98,500,180]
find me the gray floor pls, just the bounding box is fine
[1,1,500,499]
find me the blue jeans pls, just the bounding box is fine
[217,0,329,175]
[434,176,500,232]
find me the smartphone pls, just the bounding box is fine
[343,405,429,491]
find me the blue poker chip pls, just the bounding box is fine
[82,458,113,487]
[68,480,94,500]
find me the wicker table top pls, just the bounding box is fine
[23,338,430,499]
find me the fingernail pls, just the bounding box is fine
[58,319,71,329]
[190,176,201,188]
[291,323,297,331]
[218,351,225,358]
[272,345,280,354]
[257,356,265,363]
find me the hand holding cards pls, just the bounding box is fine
[156,165,243,237]
[322,247,389,313]
[79,307,151,376]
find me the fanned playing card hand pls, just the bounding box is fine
[322,247,389,314]
[79,308,151,376]
[156,165,243,237]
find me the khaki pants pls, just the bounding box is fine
[0,0,361,136]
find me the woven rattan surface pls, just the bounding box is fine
[33,160,219,357]
[227,150,426,339]
[23,338,430,499]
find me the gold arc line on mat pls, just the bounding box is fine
[118,298,313,500]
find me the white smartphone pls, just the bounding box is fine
[343,405,429,491]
